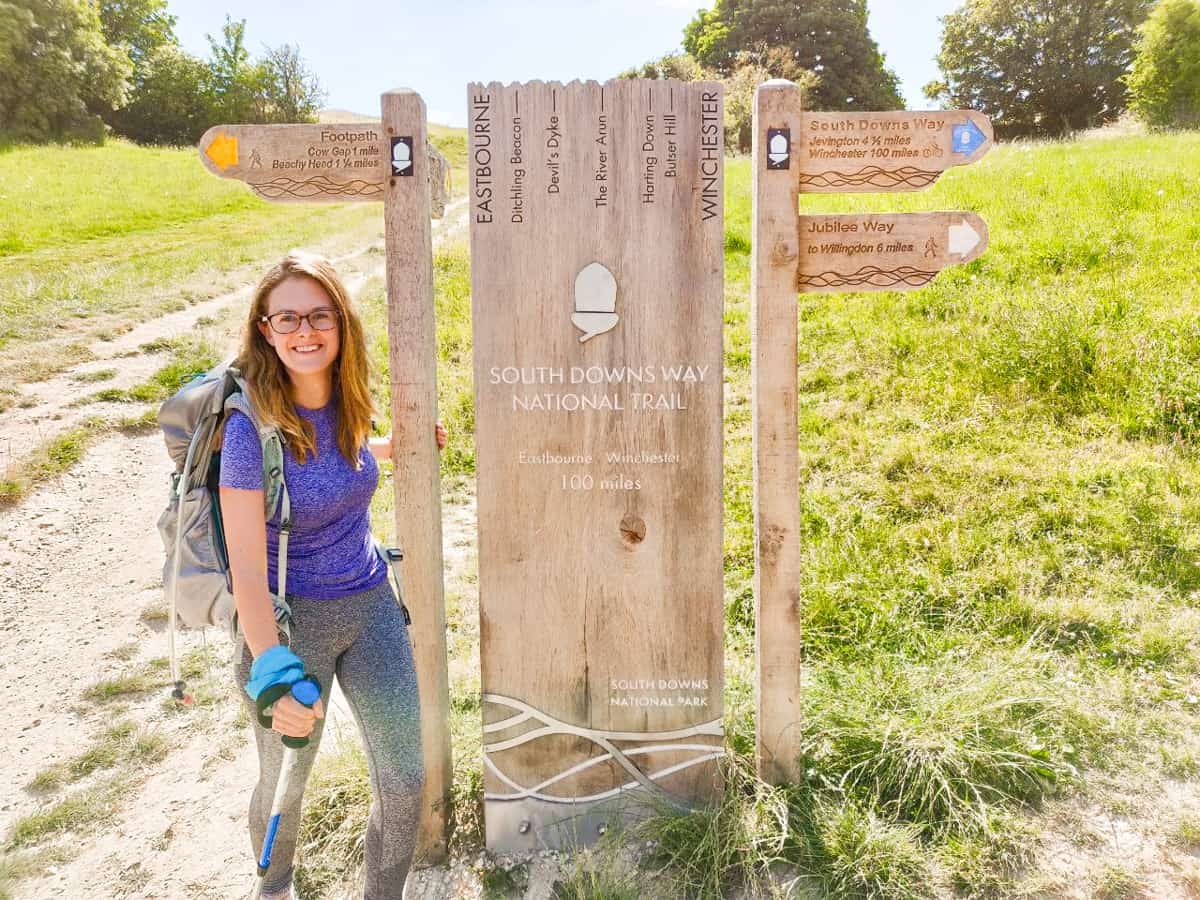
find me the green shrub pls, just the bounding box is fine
[1127,0,1200,129]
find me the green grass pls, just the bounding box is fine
[5,776,129,849]
[293,738,373,898]
[68,368,117,383]
[0,846,75,900]
[80,648,212,704]
[0,139,383,369]
[27,721,167,792]
[76,334,221,405]
[0,417,109,506]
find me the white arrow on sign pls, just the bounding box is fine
[948,219,983,257]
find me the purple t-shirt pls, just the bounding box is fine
[218,402,387,600]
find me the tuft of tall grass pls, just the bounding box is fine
[0,417,109,506]
[635,752,808,899]
[818,801,930,900]
[799,644,1094,837]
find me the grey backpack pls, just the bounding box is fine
[157,361,292,699]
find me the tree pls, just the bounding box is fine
[108,44,213,144]
[97,0,175,68]
[259,43,325,123]
[0,0,131,142]
[927,0,1154,139]
[723,50,820,152]
[618,52,707,82]
[206,16,256,124]
[205,18,323,126]
[1126,0,1200,129]
[683,0,903,111]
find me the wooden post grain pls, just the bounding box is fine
[751,80,804,786]
[381,88,452,863]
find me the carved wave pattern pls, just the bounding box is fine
[800,166,940,189]
[248,176,384,200]
[482,694,724,805]
[798,266,939,290]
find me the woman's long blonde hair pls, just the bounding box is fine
[237,251,374,467]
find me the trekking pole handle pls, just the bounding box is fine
[255,675,322,750]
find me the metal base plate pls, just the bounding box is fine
[485,791,683,854]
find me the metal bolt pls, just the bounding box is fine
[518,820,531,834]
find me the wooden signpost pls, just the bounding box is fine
[199,120,448,215]
[198,92,453,863]
[468,79,726,852]
[751,80,994,784]
[795,110,992,192]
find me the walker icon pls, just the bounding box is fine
[572,262,619,343]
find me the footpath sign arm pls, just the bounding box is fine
[381,88,453,865]
[751,80,805,786]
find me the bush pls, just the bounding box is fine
[1127,0,1200,129]
[0,0,131,142]
[109,45,214,145]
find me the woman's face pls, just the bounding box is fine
[256,276,342,381]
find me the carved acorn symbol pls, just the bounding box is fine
[572,262,619,343]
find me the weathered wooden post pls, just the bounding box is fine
[751,80,805,787]
[198,90,453,862]
[468,79,727,851]
[751,81,994,784]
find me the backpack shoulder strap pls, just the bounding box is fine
[223,371,293,635]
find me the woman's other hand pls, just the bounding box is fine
[435,422,448,451]
[270,694,326,739]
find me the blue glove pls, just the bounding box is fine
[244,645,305,700]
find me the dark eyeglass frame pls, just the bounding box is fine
[259,307,340,334]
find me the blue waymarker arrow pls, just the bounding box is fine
[953,120,988,156]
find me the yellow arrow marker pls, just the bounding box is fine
[205,131,239,171]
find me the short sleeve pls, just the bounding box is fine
[219,410,264,491]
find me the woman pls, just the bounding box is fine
[219,251,445,900]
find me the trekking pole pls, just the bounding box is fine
[250,675,322,900]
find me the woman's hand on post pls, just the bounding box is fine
[435,422,448,452]
[270,694,325,739]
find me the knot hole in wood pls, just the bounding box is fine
[620,514,647,545]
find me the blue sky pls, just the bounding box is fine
[166,1,963,127]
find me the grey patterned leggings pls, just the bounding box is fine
[234,578,424,899]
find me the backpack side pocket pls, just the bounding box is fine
[158,484,235,628]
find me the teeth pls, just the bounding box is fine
[295,346,320,353]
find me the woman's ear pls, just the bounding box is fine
[256,319,275,346]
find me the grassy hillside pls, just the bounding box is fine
[342,132,1200,897]
[0,129,466,382]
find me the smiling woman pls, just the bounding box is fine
[216,250,443,899]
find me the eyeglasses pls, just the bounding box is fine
[260,307,339,334]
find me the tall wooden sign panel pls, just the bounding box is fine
[468,79,726,852]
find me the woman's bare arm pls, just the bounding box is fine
[366,424,446,463]
[367,435,391,462]
[219,486,282,658]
